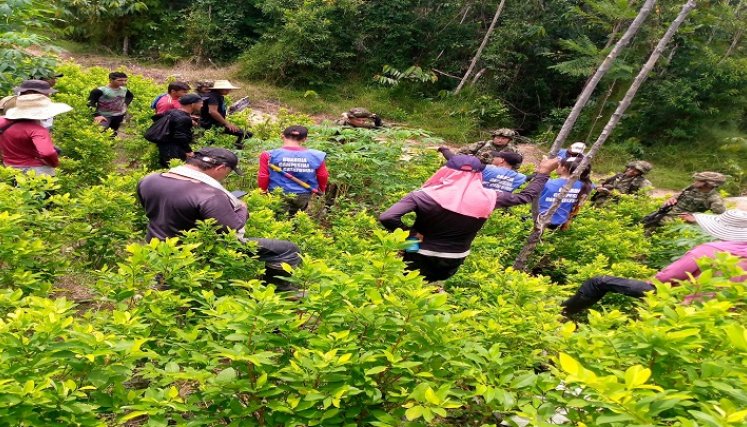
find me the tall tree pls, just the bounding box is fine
[454,0,507,94]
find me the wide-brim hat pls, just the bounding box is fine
[4,94,72,120]
[211,80,240,90]
[693,209,747,242]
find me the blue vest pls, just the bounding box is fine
[538,178,584,225]
[268,148,326,194]
[482,166,527,192]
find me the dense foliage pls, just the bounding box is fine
[0,63,745,425]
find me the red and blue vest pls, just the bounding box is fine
[268,148,326,194]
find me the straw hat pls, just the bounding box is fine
[693,209,747,242]
[4,94,72,120]
[211,80,240,90]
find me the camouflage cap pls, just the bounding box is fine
[693,171,727,186]
[194,80,214,89]
[491,128,518,138]
[626,160,652,174]
[348,108,374,118]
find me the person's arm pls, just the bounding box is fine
[170,114,192,148]
[257,151,270,192]
[88,89,103,116]
[457,141,481,155]
[437,146,456,160]
[379,193,418,232]
[495,158,558,209]
[30,127,59,167]
[316,161,329,193]
[208,104,239,132]
[654,244,722,283]
[200,194,248,232]
[125,90,134,106]
[709,195,727,214]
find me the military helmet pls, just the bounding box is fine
[626,160,652,174]
[693,171,727,186]
[348,108,374,118]
[491,128,518,139]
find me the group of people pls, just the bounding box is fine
[0,71,743,313]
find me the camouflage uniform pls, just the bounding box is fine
[592,161,652,206]
[335,108,382,128]
[662,171,728,221]
[458,128,519,164]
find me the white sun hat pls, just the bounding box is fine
[4,94,72,120]
[693,209,747,242]
[569,142,587,154]
[211,80,240,90]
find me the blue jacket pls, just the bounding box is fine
[268,148,326,194]
[538,178,584,225]
[482,166,527,192]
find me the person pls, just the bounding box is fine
[658,172,727,222]
[592,160,653,206]
[154,94,203,167]
[152,81,191,116]
[258,126,329,215]
[136,147,302,292]
[0,80,58,121]
[538,157,593,229]
[561,208,747,316]
[438,146,526,192]
[0,94,72,176]
[379,155,559,282]
[194,81,213,99]
[336,108,383,129]
[199,80,251,149]
[88,72,134,135]
[557,142,586,160]
[458,128,519,164]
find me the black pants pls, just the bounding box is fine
[283,193,312,216]
[403,252,466,282]
[157,143,190,168]
[246,238,301,292]
[561,275,655,315]
[104,114,125,134]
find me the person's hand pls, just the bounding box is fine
[664,197,678,207]
[93,116,107,125]
[186,152,194,158]
[414,232,424,242]
[679,213,696,223]
[226,123,240,133]
[537,157,560,174]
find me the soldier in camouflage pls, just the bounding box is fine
[458,128,520,164]
[661,172,727,222]
[336,108,383,129]
[592,160,653,206]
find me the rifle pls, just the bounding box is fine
[269,163,321,194]
[640,185,693,228]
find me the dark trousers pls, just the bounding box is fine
[246,238,301,292]
[283,193,312,216]
[224,127,251,149]
[403,252,466,282]
[157,143,190,168]
[561,275,655,315]
[104,114,125,134]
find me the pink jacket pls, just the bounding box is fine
[655,241,747,283]
[0,118,59,167]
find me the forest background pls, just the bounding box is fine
[2,0,747,190]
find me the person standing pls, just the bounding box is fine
[458,128,520,164]
[153,81,191,116]
[379,155,558,282]
[155,94,203,167]
[199,80,251,149]
[258,126,329,215]
[88,72,134,135]
[0,94,72,176]
[537,157,593,229]
[438,146,526,192]
[136,147,302,292]
[557,142,587,160]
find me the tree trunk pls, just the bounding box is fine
[454,0,507,94]
[123,35,129,56]
[513,0,697,271]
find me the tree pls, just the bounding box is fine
[454,0,507,94]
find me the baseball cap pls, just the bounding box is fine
[569,142,587,154]
[178,93,203,105]
[445,155,485,172]
[491,151,523,167]
[193,147,243,175]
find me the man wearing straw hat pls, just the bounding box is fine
[561,207,747,316]
[0,94,72,176]
[199,80,252,150]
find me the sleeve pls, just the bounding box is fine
[30,127,59,167]
[125,90,135,106]
[495,173,549,209]
[708,195,726,214]
[170,114,192,148]
[379,193,418,231]
[457,141,481,155]
[88,89,103,114]
[199,194,248,232]
[316,161,329,192]
[639,179,653,193]
[513,173,528,190]
[438,147,456,160]
[654,244,720,283]
[257,151,270,191]
[600,174,617,187]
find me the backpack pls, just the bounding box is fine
[150,93,167,110]
[144,113,173,144]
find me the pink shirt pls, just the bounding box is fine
[655,241,747,283]
[155,95,181,115]
[0,118,59,167]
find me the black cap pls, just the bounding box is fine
[193,147,243,175]
[282,125,308,139]
[491,151,523,167]
[178,93,203,105]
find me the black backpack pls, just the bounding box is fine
[144,113,173,144]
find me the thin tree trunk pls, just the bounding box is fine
[454,0,507,94]
[513,0,697,271]
[470,67,487,85]
[586,79,617,141]
[123,35,129,56]
[721,29,744,62]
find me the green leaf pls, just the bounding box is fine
[624,365,651,389]
[215,367,237,384]
[405,405,424,421]
[365,366,388,376]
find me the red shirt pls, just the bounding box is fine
[258,146,329,192]
[0,118,59,168]
[155,95,181,115]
